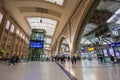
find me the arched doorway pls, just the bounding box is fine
[59,38,70,58]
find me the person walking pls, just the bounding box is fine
[110,55,115,65]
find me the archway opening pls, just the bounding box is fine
[59,38,70,58]
[77,0,120,63]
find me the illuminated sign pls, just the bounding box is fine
[30,40,44,48]
[109,42,120,47]
[88,47,94,51]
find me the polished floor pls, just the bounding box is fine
[0,62,69,80]
[59,59,120,80]
[0,60,120,80]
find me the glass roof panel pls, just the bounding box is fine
[27,17,57,36]
[116,19,120,24]
[80,38,92,44]
[44,0,64,6]
[83,23,97,35]
[107,8,120,23]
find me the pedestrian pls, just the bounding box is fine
[9,54,16,66]
[110,55,115,65]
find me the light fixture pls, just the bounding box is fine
[40,9,43,23]
[40,18,42,23]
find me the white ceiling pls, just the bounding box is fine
[3,0,80,49]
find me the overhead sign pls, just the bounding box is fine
[88,47,94,51]
[109,41,120,47]
[30,40,44,48]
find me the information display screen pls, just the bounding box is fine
[109,47,115,56]
[103,49,108,57]
[30,40,43,48]
[114,47,120,58]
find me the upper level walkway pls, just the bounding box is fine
[0,60,120,80]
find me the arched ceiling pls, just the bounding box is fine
[3,0,81,49]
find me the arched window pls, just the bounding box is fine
[0,12,3,24]
[6,20,10,30]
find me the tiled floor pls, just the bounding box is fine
[0,62,70,80]
[59,60,120,80]
[0,60,120,80]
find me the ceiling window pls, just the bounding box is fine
[44,0,64,6]
[16,29,20,35]
[6,20,10,30]
[0,12,3,24]
[107,8,120,24]
[27,17,57,36]
[10,24,15,33]
[83,23,97,35]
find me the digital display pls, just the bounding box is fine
[115,52,120,58]
[109,41,120,47]
[109,47,115,56]
[103,49,108,57]
[114,47,120,58]
[30,40,43,48]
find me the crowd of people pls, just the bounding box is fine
[47,55,81,64]
[48,54,117,65]
[97,54,117,65]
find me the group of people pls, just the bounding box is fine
[1,53,25,66]
[50,56,80,64]
[9,54,25,65]
[98,54,115,65]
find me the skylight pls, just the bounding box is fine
[107,8,120,23]
[27,17,57,36]
[44,0,64,6]
[80,38,92,44]
[83,23,97,35]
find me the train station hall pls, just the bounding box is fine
[0,0,120,80]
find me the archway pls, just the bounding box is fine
[59,37,70,58]
[76,0,120,62]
